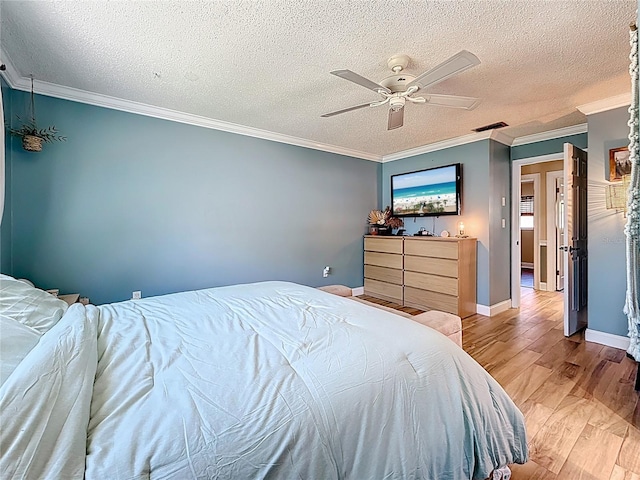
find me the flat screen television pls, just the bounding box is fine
[391,163,461,217]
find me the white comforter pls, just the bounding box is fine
[1,281,527,479]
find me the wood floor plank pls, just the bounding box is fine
[611,464,640,480]
[518,400,556,440]
[503,363,554,405]
[528,395,595,474]
[490,348,543,386]
[473,338,536,372]
[602,347,627,364]
[528,370,577,410]
[571,359,617,400]
[527,328,567,355]
[566,341,605,368]
[556,423,623,480]
[510,460,558,479]
[534,338,580,371]
[617,425,640,475]
[587,360,639,437]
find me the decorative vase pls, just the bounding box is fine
[377,226,392,236]
[22,135,43,152]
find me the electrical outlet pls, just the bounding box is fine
[132,291,142,300]
[323,266,331,278]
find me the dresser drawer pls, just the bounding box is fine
[364,265,403,285]
[364,237,403,254]
[404,255,458,278]
[404,287,458,315]
[364,279,403,303]
[404,271,459,296]
[364,251,403,269]
[404,239,459,260]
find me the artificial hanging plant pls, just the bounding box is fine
[7,76,66,152]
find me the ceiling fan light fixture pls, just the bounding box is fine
[389,96,406,111]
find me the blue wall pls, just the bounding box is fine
[586,106,630,337]
[488,140,511,305]
[1,78,12,275]
[6,90,379,304]
[511,132,587,160]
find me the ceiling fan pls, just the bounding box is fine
[322,50,481,130]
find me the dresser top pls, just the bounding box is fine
[364,235,476,242]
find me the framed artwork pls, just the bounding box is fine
[609,147,631,182]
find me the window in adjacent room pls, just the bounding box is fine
[520,195,534,229]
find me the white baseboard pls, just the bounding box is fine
[521,262,534,269]
[352,286,364,296]
[476,299,512,317]
[585,329,630,351]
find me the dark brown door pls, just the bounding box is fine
[563,143,588,336]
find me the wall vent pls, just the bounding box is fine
[472,121,508,133]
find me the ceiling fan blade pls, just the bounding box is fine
[388,107,404,130]
[321,102,372,118]
[425,94,481,110]
[330,69,391,94]
[406,50,480,90]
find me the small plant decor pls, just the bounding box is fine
[7,76,66,152]
[368,206,404,235]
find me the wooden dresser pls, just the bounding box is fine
[363,235,477,318]
[363,236,404,304]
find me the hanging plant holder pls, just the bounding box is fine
[22,134,43,152]
[7,75,66,152]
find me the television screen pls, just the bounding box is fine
[391,164,461,217]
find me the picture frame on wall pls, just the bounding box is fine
[609,146,631,182]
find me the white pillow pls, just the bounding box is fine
[0,274,68,334]
[0,316,42,386]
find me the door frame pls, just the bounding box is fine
[511,153,563,308]
[546,170,564,292]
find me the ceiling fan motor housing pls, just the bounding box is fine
[380,74,417,93]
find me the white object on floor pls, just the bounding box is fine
[492,466,512,479]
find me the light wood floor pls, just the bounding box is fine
[359,289,640,479]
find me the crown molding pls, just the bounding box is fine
[490,130,515,147]
[382,129,514,163]
[0,47,23,89]
[511,123,588,147]
[0,48,382,162]
[577,93,631,116]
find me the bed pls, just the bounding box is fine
[0,274,527,479]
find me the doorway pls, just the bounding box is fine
[511,146,588,337]
[511,155,564,307]
[519,174,540,290]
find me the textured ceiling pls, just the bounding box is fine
[0,1,637,158]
